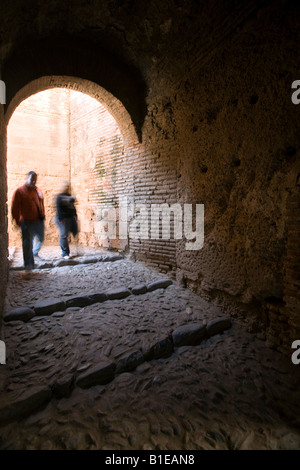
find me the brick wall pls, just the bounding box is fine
[69,91,178,275]
[128,145,177,275]
[6,87,178,276]
[69,91,130,251]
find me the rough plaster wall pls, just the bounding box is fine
[7,89,70,246]
[127,0,300,350]
[172,3,300,351]
[282,188,300,351]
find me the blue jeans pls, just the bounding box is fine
[56,217,78,257]
[21,220,45,269]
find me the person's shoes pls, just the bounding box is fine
[62,255,69,259]
[22,265,33,277]
[34,254,44,260]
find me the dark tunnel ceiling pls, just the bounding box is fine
[2,37,148,142]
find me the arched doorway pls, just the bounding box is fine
[5,77,141,258]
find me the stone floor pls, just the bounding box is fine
[0,245,299,450]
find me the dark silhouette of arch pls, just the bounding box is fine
[2,36,147,141]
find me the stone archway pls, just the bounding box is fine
[2,37,147,143]
[5,75,138,147]
[5,75,140,147]
[5,77,141,259]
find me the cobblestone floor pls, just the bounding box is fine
[0,245,299,450]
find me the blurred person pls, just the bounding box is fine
[11,171,45,271]
[56,181,78,259]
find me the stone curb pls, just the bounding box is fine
[70,317,232,392]
[10,253,124,271]
[2,307,36,323]
[3,279,174,322]
[74,317,232,390]
[76,362,117,389]
[0,386,52,426]
[0,317,232,424]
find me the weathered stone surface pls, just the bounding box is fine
[87,293,107,304]
[172,322,206,347]
[115,350,145,374]
[36,262,53,269]
[131,284,148,295]
[3,307,36,322]
[65,296,91,308]
[147,279,173,292]
[106,287,131,300]
[148,336,174,360]
[78,257,99,265]
[206,317,232,338]
[76,362,116,389]
[52,373,74,398]
[101,254,123,262]
[2,246,300,450]
[0,386,52,425]
[53,259,79,267]
[34,298,66,316]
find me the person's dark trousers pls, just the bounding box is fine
[20,221,35,269]
[21,220,45,269]
[57,217,78,257]
[32,220,45,256]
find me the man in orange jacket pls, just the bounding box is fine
[11,171,45,270]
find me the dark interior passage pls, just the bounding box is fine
[0,0,299,451]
